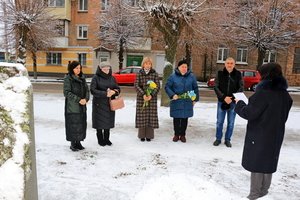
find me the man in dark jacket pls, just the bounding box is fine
[213,57,244,147]
[235,63,293,199]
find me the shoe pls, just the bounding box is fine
[173,135,179,142]
[146,138,151,142]
[213,140,221,146]
[76,141,85,150]
[224,140,232,147]
[140,138,145,142]
[105,140,112,146]
[180,136,186,143]
[70,142,79,151]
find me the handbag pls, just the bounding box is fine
[109,95,125,111]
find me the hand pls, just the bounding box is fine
[107,88,116,97]
[192,101,196,106]
[172,94,179,100]
[235,99,240,103]
[224,96,232,104]
[143,95,152,101]
[79,99,87,105]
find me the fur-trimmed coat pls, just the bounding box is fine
[134,68,160,128]
[235,77,293,173]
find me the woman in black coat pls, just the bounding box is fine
[235,63,293,200]
[63,61,89,151]
[90,61,120,146]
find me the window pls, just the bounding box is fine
[236,47,248,63]
[124,0,139,6]
[79,0,88,11]
[239,12,249,27]
[48,0,64,7]
[101,0,109,10]
[46,53,62,65]
[217,46,229,63]
[55,20,65,36]
[77,25,88,39]
[0,52,5,61]
[264,50,276,63]
[120,68,132,74]
[293,47,300,74]
[243,71,255,77]
[78,53,87,66]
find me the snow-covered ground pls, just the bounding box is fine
[34,93,300,200]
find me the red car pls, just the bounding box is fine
[112,66,141,85]
[207,69,261,91]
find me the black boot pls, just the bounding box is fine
[97,130,106,146]
[70,141,79,151]
[104,130,112,146]
[76,141,85,150]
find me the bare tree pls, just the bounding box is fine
[2,0,58,71]
[229,0,300,69]
[97,0,146,70]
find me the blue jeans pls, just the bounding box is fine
[215,101,236,141]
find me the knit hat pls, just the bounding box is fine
[177,59,189,68]
[99,61,111,68]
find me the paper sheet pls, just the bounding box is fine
[233,92,248,104]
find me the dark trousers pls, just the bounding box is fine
[138,127,154,139]
[173,118,188,136]
[247,172,272,200]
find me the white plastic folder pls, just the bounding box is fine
[233,92,248,104]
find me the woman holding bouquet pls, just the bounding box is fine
[134,57,160,142]
[165,59,199,143]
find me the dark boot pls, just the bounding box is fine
[70,141,79,151]
[97,130,106,146]
[76,141,85,150]
[104,130,112,146]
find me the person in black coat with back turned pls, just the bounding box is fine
[90,61,120,146]
[235,63,293,200]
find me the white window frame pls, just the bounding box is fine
[48,0,65,7]
[217,47,229,63]
[79,0,88,11]
[101,0,109,10]
[236,47,248,64]
[77,25,88,39]
[263,50,276,63]
[124,0,139,7]
[239,12,249,27]
[78,53,87,66]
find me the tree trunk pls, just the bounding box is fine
[17,31,27,65]
[185,42,192,68]
[257,48,266,70]
[118,38,124,70]
[203,51,208,82]
[161,34,178,107]
[32,51,37,79]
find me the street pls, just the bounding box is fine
[32,82,300,106]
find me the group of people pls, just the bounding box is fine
[63,57,293,200]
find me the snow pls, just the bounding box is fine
[33,92,300,200]
[0,63,31,200]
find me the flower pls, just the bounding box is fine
[142,80,157,110]
[178,90,196,101]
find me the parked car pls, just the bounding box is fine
[207,69,261,91]
[112,66,141,85]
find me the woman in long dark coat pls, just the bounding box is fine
[90,61,120,146]
[165,59,199,143]
[64,61,89,151]
[134,57,160,142]
[235,63,293,200]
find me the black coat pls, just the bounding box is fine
[63,74,89,141]
[90,67,120,129]
[235,77,293,173]
[214,68,244,102]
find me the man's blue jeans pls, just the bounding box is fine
[215,101,236,141]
